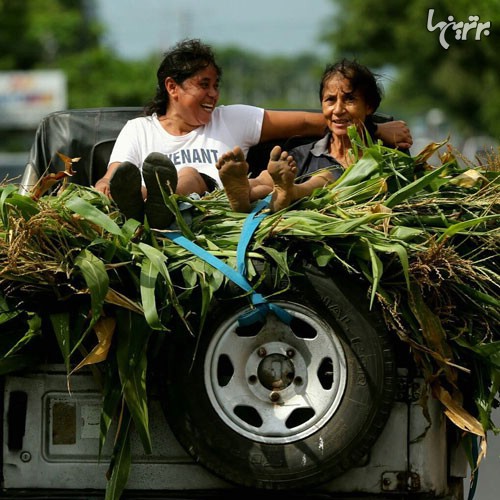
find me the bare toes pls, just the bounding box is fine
[269,145,282,161]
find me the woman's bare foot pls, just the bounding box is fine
[216,146,252,212]
[268,145,298,212]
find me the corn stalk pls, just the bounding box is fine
[0,136,499,498]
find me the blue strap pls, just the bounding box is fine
[237,194,272,276]
[162,229,292,326]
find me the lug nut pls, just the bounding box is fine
[269,391,280,402]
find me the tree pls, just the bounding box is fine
[0,1,326,111]
[0,0,102,69]
[215,46,323,109]
[0,0,155,109]
[322,0,500,137]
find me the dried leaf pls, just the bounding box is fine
[30,152,80,200]
[56,152,80,175]
[30,171,71,200]
[105,288,144,314]
[69,316,116,374]
[432,384,487,468]
[369,203,392,235]
[449,169,488,188]
[414,137,449,166]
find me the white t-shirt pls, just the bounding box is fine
[109,104,264,187]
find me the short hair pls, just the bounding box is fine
[319,59,383,111]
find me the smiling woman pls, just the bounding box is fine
[93,38,329,227]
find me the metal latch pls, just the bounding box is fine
[381,471,421,492]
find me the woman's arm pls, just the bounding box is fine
[260,110,413,149]
[260,110,326,143]
[94,162,120,195]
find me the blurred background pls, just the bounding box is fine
[0,0,498,497]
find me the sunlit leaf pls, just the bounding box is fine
[70,316,116,374]
[66,196,123,236]
[115,309,152,454]
[385,164,447,208]
[73,249,109,349]
[139,258,165,330]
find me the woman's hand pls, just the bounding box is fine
[94,177,111,196]
[376,121,413,150]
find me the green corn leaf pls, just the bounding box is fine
[137,242,188,332]
[408,282,456,378]
[311,242,338,268]
[363,238,384,308]
[334,152,382,189]
[389,225,424,242]
[105,412,132,500]
[100,356,123,457]
[140,257,165,330]
[115,308,152,455]
[181,260,219,334]
[65,196,123,236]
[454,339,500,369]
[333,177,387,204]
[73,249,109,352]
[3,193,40,219]
[2,313,42,359]
[0,294,20,324]
[0,184,18,226]
[385,164,448,208]
[370,238,410,289]
[259,246,290,276]
[137,243,170,282]
[437,214,500,243]
[456,283,500,309]
[50,312,71,372]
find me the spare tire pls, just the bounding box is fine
[162,262,395,490]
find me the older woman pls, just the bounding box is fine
[216,59,399,212]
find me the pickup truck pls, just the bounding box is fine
[1,107,474,499]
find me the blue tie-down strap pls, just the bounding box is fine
[237,291,293,327]
[237,194,272,276]
[162,199,292,327]
[235,195,292,325]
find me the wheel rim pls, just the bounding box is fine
[204,301,347,444]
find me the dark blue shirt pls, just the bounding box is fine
[290,133,344,184]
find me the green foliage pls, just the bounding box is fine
[323,0,500,136]
[1,139,499,497]
[215,46,323,108]
[58,49,157,109]
[0,0,156,108]
[5,0,498,132]
[0,0,326,112]
[0,0,102,69]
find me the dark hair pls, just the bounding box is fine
[319,59,383,111]
[144,38,222,116]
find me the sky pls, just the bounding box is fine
[95,0,333,59]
